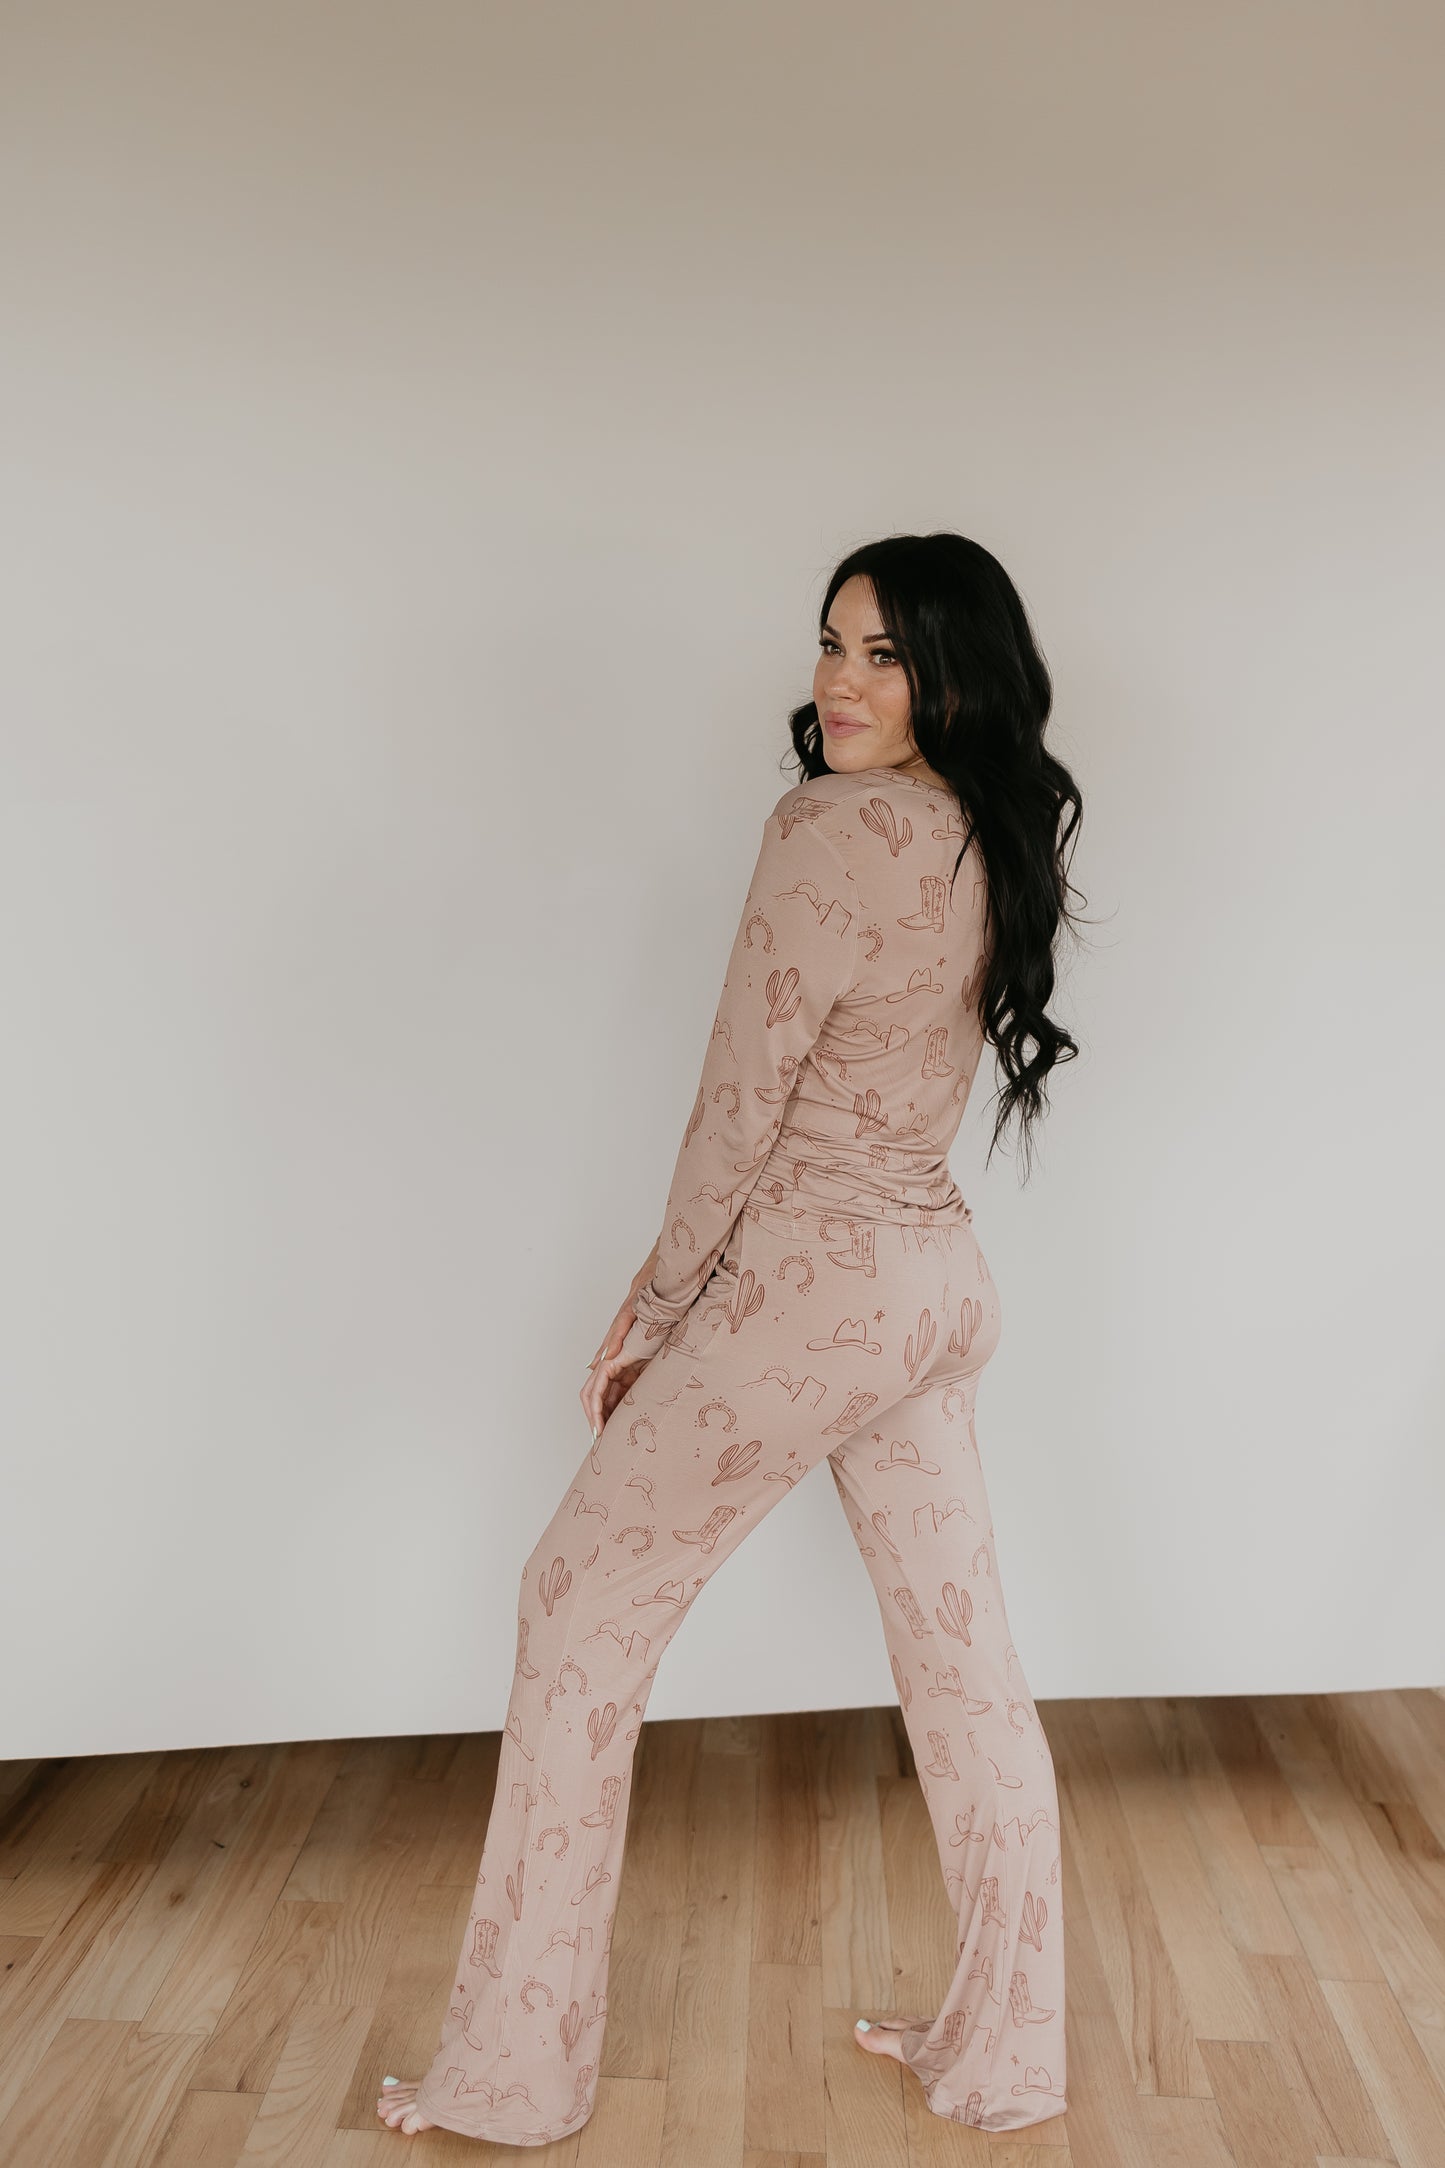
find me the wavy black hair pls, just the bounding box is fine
[785,532,1087,1179]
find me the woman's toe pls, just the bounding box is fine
[377,2079,418,2125]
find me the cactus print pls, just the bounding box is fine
[412,768,1066,2142]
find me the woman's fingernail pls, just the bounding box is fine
[855,2019,871,2032]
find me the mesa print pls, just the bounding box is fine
[411,772,1065,2142]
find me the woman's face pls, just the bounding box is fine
[812,574,920,776]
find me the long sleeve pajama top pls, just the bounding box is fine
[619,763,990,1365]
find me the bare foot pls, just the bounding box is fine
[376,2077,435,2135]
[853,2016,913,2067]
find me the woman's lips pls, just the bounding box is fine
[825,718,868,735]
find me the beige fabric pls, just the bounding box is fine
[413,768,1067,2142]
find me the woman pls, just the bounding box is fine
[378,531,1084,2141]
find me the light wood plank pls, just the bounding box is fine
[816,1705,894,2013]
[745,1960,825,2154]
[660,1740,757,2168]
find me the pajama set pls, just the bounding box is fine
[413,765,1067,2141]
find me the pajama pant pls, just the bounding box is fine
[413,1200,1068,2142]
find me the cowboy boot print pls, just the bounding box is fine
[921,1023,956,1079]
[469,1916,502,1978]
[673,1503,738,1553]
[822,1218,877,1274]
[924,1729,960,1779]
[980,1874,1008,1932]
[775,792,839,840]
[1008,1969,1056,2026]
[579,1773,622,1829]
[514,1612,540,1680]
[899,871,946,930]
[565,2064,598,2123]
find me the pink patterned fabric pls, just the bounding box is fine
[414,767,1066,2141]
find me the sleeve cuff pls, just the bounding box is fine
[617,1307,676,1367]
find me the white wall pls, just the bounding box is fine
[2,0,1441,1760]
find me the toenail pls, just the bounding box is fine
[383,2075,398,2085]
[856,2018,871,2030]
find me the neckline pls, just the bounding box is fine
[860,764,942,790]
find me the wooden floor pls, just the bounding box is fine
[2,1690,1443,2166]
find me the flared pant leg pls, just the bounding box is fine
[824,1220,1068,2131]
[412,1205,962,2144]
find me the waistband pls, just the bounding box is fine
[754,1138,971,1225]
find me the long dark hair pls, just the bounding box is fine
[785,532,1087,1179]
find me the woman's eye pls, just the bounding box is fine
[818,639,896,662]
